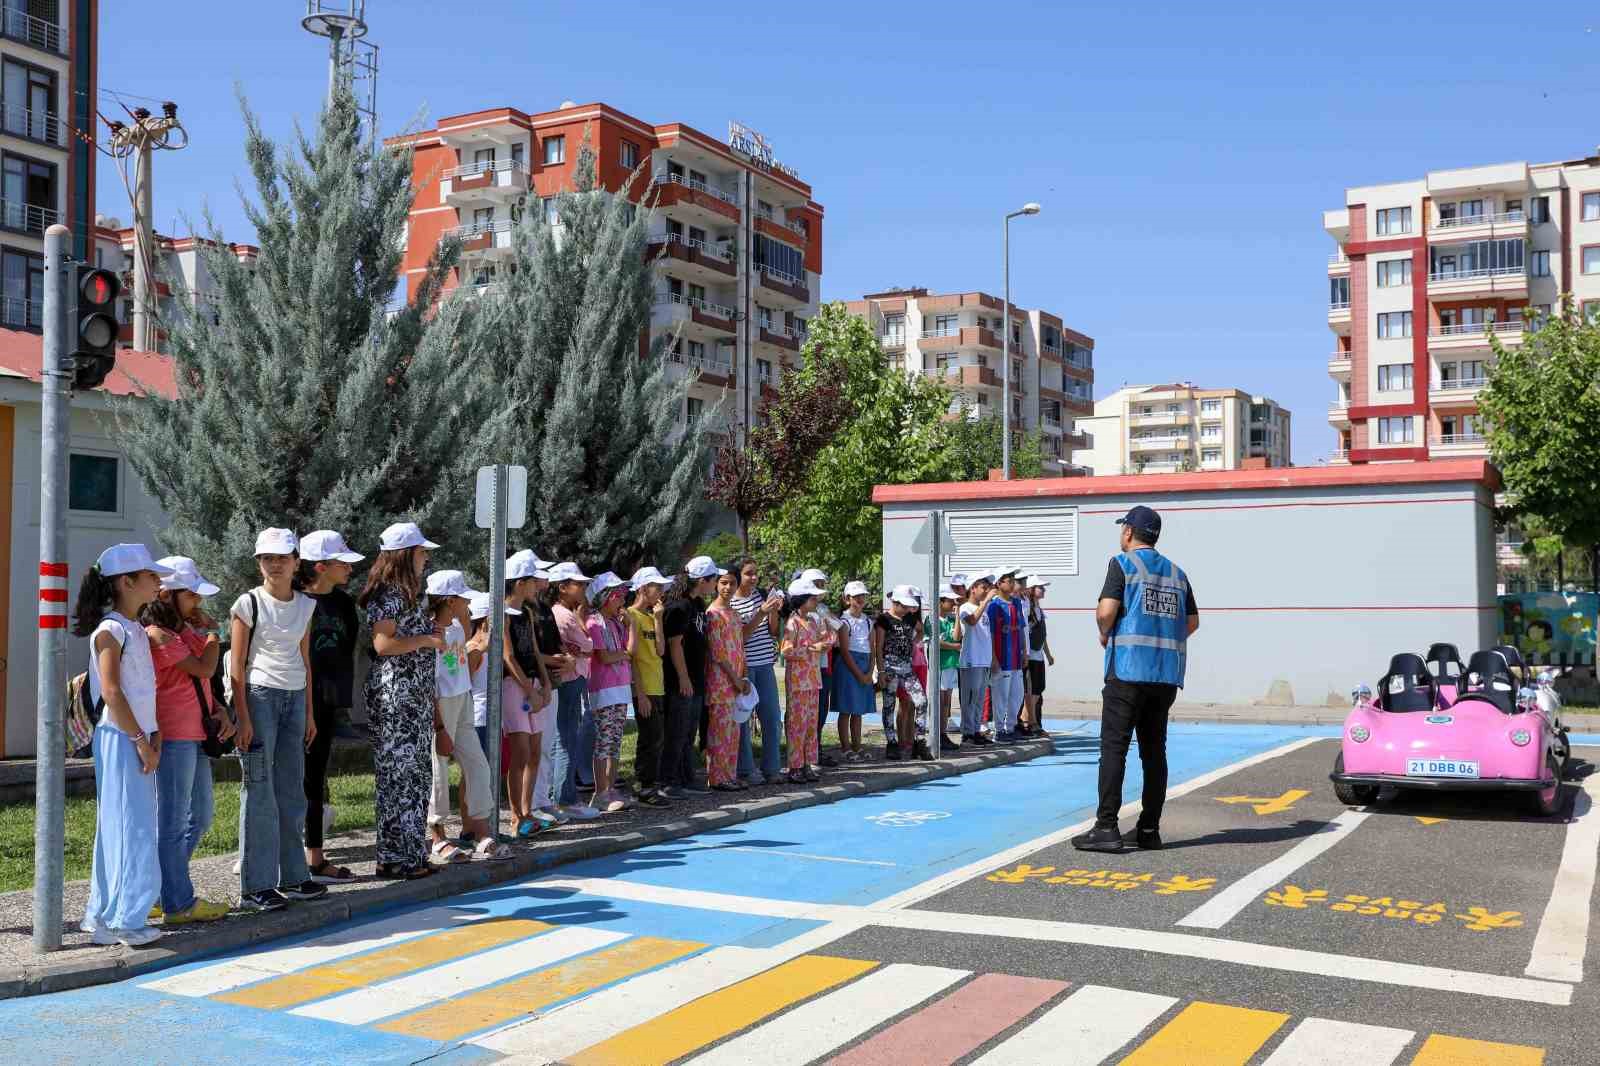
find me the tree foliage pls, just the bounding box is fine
[941,407,1045,481]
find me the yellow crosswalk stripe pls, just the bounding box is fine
[212,918,552,1010]
[1118,1001,1288,1066]
[375,935,704,1041]
[1410,1034,1545,1066]
[564,954,878,1066]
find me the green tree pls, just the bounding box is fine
[941,407,1045,480]
[1481,298,1600,590]
[115,89,508,594]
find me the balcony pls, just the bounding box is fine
[1041,410,1062,430]
[924,364,1000,390]
[1327,350,1352,378]
[1128,411,1186,428]
[651,173,740,226]
[1130,434,1192,451]
[1042,341,1062,360]
[1328,400,1350,425]
[0,294,40,329]
[0,7,63,54]
[1328,301,1351,332]
[445,218,514,259]
[1,103,64,149]
[442,160,529,206]
[1328,251,1349,276]
[1426,264,1527,302]
[1428,319,1522,353]
[754,263,809,307]
[1062,429,1090,450]
[0,198,60,236]
[653,291,737,340]
[756,322,802,353]
[880,333,906,350]
[1329,448,1351,465]
[1429,376,1487,407]
[666,344,734,383]
[918,324,1002,354]
[753,213,807,249]
[1427,209,1528,244]
[647,232,736,283]
[1432,432,1488,455]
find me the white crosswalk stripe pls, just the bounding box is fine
[971,984,1177,1065]
[1258,1017,1415,1065]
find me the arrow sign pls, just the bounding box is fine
[1216,789,1309,816]
[1415,816,1447,825]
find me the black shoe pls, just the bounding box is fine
[239,889,288,912]
[278,880,329,901]
[1123,828,1163,850]
[913,740,934,762]
[971,734,994,746]
[1071,826,1126,853]
[819,753,839,767]
[679,781,711,795]
[941,733,960,750]
[637,789,670,807]
[884,744,902,760]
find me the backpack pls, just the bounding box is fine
[65,626,129,758]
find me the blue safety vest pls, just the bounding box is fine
[1105,548,1188,687]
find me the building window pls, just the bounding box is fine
[753,233,804,282]
[1,246,42,327]
[68,453,119,513]
[1375,259,1411,287]
[1376,311,1412,339]
[1584,246,1600,275]
[1585,300,1600,323]
[757,358,772,383]
[933,313,957,334]
[543,197,559,226]
[1377,364,1412,391]
[686,396,704,424]
[1329,275,1349,307]
[542,135,565,165]
[1202,449,1221,463]
[883,313,904,344]
[1,151,54,233]
[1,59,56,144]
[1375,206,1412,236]
[1532,196,1551,224]
[509,141,524,169]
[1200,398,1221,415]
[1531,250,1551,277]
[1585,193,1600,222]
[619,140,638,169]
[1376,416,1414,444]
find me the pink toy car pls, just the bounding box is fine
[1330,648,1570,816]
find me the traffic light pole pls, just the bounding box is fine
[34,223,71,952]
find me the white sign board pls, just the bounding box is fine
[475,465,528,530]
[909,513,958,556]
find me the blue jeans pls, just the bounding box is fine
[738,662,783,778]
[575,688,596,788]
[239,685,311,895]
[156,739,214,914]
[551,678,587,805]
[959,666,990,735]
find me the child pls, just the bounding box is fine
[626,567,673,807]
[874,588,931,761]
[957,571,998,746]
[140,556,233,926]
[1022,575,1054,737]
[426,571,509,861]
[465,592,504,772]
[934,587,962,747]
[503,551,551,837]
[75,544,173,946]
[986,568,1030,741]
[834,581,874,761]
[704,569,751,791]
[781,577,829,783]
[585,572,635,812]
[549,562,599,819]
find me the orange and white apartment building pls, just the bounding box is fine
[1324,151,1600,463]
[844,288,1095,475]
[390,102,823,436]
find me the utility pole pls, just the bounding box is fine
[107,104,186,352]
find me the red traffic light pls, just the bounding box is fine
[78,268,118,307]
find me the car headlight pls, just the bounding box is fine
[1349,725,1370,743]
[1510,729,1531,747]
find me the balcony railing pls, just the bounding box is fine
[1064,350,1092,370]
[1427,265,1525,283]
[1,104,61,146]
[920,325,959,338]
[443,158,528,181]
[656,290,737,321]
[1328,350,1351,362]
[667,347,734,371]
[1329,400,1350,412]
[650,231,733,263]
[758,263,803,288]
[1432,210,1524,230]
[0,198,60,234]
[1042,413,1062,428]
[1435,433,1486,445]
[881,333,905,348]
[1430,320,1522,338]
[1329,300,1351,311]
[1329,251,1348,265]
[0,8,63,53]
[653,172,737,205]
[759,322,803,342]
[0,294,41,328]
[1437,377,1488,391]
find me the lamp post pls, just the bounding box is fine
[1002,203,1041,479]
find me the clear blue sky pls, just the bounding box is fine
[97,2,1600,464]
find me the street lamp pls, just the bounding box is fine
[1003,203,1040,479]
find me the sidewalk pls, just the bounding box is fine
[0,731,1054,999]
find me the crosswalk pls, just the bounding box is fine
[139,916,1549,1065]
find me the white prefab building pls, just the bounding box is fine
[876,460,1499,707]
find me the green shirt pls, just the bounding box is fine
[926,615,960,671]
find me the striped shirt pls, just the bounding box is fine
[730,592,777,667]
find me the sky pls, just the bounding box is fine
[96,1,1600,465]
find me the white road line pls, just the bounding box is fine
[717,846,898,867]
[872,736,1328,911]
[1525,774,1600,982]
[291,925,625,1025]
[527,876,1573,1005]
[137,903,486,997]
[681,962,967,1066]
[970,984,1177,1065]
[1258,1017,1414,1065]
[1177,810,1370,930]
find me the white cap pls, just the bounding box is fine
[843,580,870,597]
[800,567,828,585]
[629,565,674,590]
[300,530,365,564]
[96,543,177,579]
[254,528,299,557]
[587,571,626,604]
[967,570,997,586]
[1027,575,1050,590]
[787,577,824,597]
[685,555,726,579]
[425,570,477,599]
[998,566,1025,580]
[950,573,970,588]
[157,556,220,596]
[547,561,591,583]
[938,584,958,601]
[891,589,921,608]
[906,584,925,601]
[468,591,520,620]
[378,522,440,552]
[506,549,552,581]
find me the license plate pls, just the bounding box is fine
[1406,758,1479,779]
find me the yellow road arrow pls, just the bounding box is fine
[1216,789,1309,816]
[1415,816,1447,825]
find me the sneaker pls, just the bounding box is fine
[165,899,230,925]
[90,924,162,947]
[279,880,329,901]
[743,771,766,786]
[147,903,162,922]
[913,740,934,762]
[638,789,670,807]
[884,744,902,761]
[678,782,711,796]
[941,733,961,750]
[536,806,569,826]
[564,804,602,820]
[996,731,1016,743]
[1123,828,1164,850]
[1071,826,1126,853]
[238,889,288,913]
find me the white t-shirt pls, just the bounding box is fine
[470,652,488,728]
[436,619,472,698]
[231,587,316,691]
[958,601,994,669]
[840,612,873,654]
[88,612,158,734]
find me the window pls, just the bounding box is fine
[1532,196,1551,224]
[509,142,524,169]
[1166,403,1180,412]
[757,358,772,382]
[68,453,118,513]
[1531,250,1551,277]
[1012,359,1022,382]
[1202,449,1222,463]
[1439,361,1457,385]
[473,146,496,168]
[687,340,705,362]
[758,305,773,330]
[1585,300,1600,323]
[1377,416,1414,444]
[471,205,494,230]
[687,225,706,245]
[1200,398,1221,415]
[1429,238,1522,277]
[1504,199,1522,216]
[687,283,706,304]
[1584,246,1600,275]
[619,140,638,169]
[753,234,803,282]
[543,197,559,226]
[686,397,704,423]
[1329,276,1349,307]
[883,313,904,344]
[2,59,55,143]
[1585,193,1600,222]
[1377,364,1412,391]
[1375,259,1411,287]
[1460,359,1485,382]
[542,135,565,165]
[1375,206,1412,236]
[1,151,53,232]
[1376,311,1412,338]
[933,313,957,334]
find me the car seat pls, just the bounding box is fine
[1458,649,1518,714]
[1425,643,1466,706]
[1493,644,1529,682]
[1376,653,1436,713]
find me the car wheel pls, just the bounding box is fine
[1332,753,1378,807]
[1529,754,1563,817]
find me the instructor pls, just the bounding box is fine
[1072,505,1198,853]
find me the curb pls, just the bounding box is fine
[0,735,1054,999]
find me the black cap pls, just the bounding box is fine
[1116,505,1162,538]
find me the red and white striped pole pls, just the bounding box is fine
[38,562,68,630]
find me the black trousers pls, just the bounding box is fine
[1095,678,1178,830]
[664,690,703,787]
[634,694,665,790]
[302,692,340,850]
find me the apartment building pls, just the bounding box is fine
[391,103,823,440]
[1073,383,1292,476]
[0,0,95,332]
[91,217,259,352]
[1323,151,1600,462]
[844,288,1095,475]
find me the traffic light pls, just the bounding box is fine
[71,265,120,392]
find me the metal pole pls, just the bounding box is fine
[485,464,508,840]
[34,223,71,952]
[326,25,344,106]
[131,138,153,352]
[1002,218,1011,480]
[927,511,941,761]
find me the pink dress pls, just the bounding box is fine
[704,602,745,786]
[784,613,823,769]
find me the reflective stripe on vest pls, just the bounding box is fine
[1105,548,1188,686]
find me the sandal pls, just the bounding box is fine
[309,860,354,884]
[376,862,437,881]
[516,818,540,839]
[431,839,469,864]
[473,837,513,861]
[788,770,807,784]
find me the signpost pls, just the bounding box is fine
[475,464,526,838]
[910,512,956,761]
